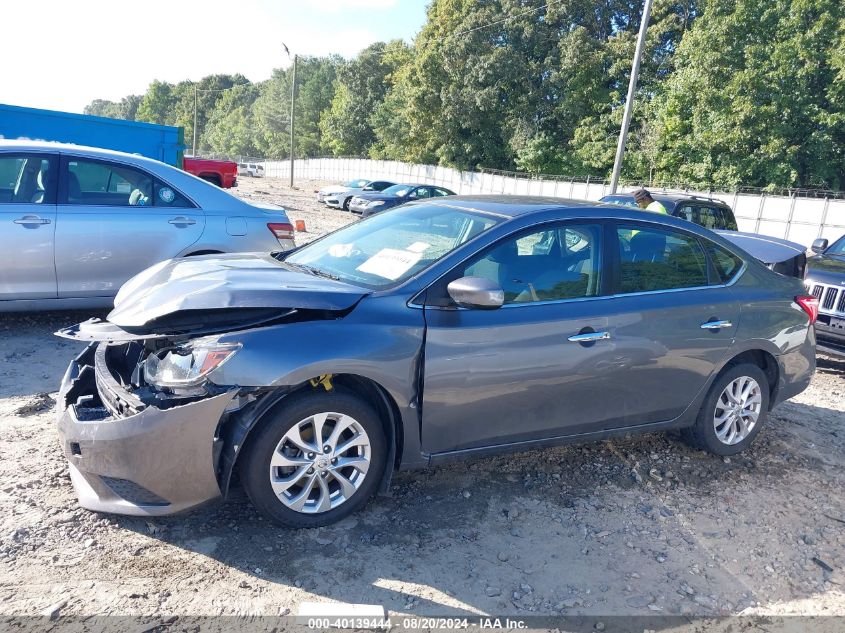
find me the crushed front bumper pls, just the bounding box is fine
[56,344,237,516]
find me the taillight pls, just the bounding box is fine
[795,295,819,324]
[267,222,294,242]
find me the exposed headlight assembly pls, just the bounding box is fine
[143,337,241,388]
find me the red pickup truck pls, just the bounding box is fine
[183,157,238,188]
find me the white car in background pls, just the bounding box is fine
[316,179,396,210]
[238,163,264,178]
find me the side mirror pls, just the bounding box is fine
[811,238,829,254]
[447,276,504,310]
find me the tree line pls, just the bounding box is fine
[85,0,845,191]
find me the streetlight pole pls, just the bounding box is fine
[192,85,198,157]
[609,0,654,194]
[289,53,297,188]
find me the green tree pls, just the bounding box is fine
[321,40,411,156]
[204,84,263,156]
[651,0,845,189]
[84,95,142,120]
[252,56,341,158]
[136,80,177,125]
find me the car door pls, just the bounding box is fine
[422,222,632,454]
[0,152,58,300]
[55,155,204,298]
[601,222,741,426]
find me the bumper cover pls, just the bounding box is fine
[816,321,845,358]
[56,345,237,516]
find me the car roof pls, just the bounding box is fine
[418,195,702,223]
[601,191,729,206]
[0,139,172,169]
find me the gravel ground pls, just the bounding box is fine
[1,178,844,622]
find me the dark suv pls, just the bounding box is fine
[600,193,739,231]
[805,234,845,357]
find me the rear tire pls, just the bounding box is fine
[200,175,222,187]
[239,390,386,528]
[681,363,770,456]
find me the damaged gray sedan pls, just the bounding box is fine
[56,197,817,527]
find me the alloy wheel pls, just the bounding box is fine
[268,412,371,513]
[713,376,762,445]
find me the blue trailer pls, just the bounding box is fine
[0,103,185,167]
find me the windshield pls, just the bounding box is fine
[345,179,370,188]
[826,235,845,255]
[381,184,414,197]
[284,204,503,289]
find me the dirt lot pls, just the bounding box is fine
[1,178,844,623]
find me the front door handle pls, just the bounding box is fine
[14,215,51,226]
[700,320,733,330]
[168,216,197,226]
[568,331,611,343]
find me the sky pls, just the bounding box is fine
[2,0,429,114]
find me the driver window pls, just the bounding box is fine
[461,224,603,304]
[0,154,55,204]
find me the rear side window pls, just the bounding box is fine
[697,206,723,229]
[720,207,738,230]
[617,225,709,293]
[676,204,696,223]
[66,159,153,207]
[705,242,744,283]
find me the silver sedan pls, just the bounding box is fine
[0,140,295,311]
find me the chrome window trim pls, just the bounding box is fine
[419,268,746,312]
[414,217,747,311]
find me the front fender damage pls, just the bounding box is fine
[57,343,242,515]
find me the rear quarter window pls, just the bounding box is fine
[705,242,744,283]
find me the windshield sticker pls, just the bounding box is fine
[406,241,431,253]
[357,248,422,280]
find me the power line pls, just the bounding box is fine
[430,0,565,42]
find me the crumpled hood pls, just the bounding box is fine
[107,252,368,329]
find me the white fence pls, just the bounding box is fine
[264,158,845,246]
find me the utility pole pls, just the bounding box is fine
[609,0,654,194]
[289,54,297,188]
[192,85,198,157]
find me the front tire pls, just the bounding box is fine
[682,363,770,456]
[342,197,351,211]
[239,390,386,528]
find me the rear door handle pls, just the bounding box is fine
[568,331,611,343]
[700,320,733,330]
[168,216,196,226]
[14,215,51,226]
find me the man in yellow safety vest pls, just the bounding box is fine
[633,188,668,215]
